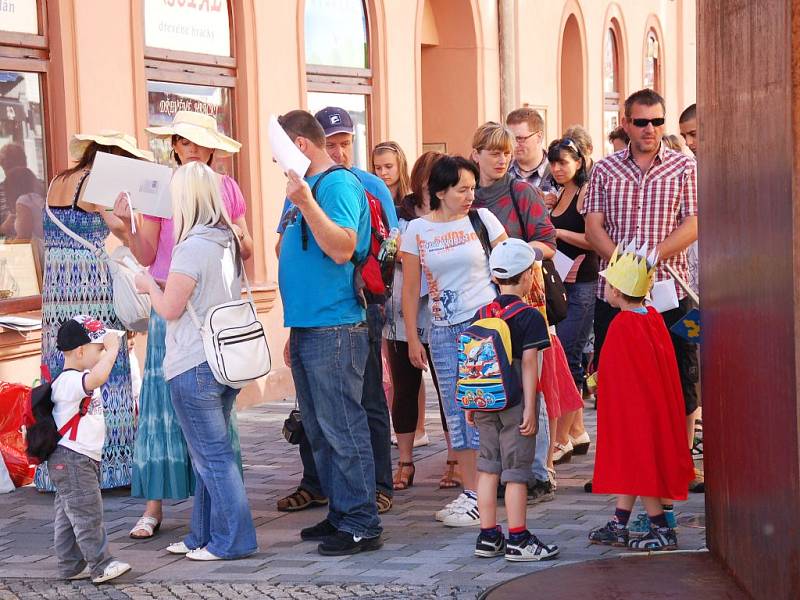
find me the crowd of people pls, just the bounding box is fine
[31,87,701,583]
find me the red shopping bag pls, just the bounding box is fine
[0,381,35,487]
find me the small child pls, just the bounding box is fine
[471,239,560,561]
[588,245,695,551]
[47,315,131,583]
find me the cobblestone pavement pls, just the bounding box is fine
[0,385,706,599]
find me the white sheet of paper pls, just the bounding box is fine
[553,250,575,281]
[268,115,311,177]
[82,152,173,218]
[650,278,680,313]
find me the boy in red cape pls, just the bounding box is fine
[588,243,695,551]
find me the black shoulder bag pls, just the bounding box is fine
[507,181,568,325]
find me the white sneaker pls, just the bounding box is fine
[413,433,430,448]
[186,547,223,561]
[442,496,480,527]
[166,541,191,555]
[435,493,469,521]
[505,533,560,562]
[91,560,131,583]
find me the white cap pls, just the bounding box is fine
[489,238,542,279]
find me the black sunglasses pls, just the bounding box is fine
[631,118,665,128]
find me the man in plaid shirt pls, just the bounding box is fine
[583,89,700,461]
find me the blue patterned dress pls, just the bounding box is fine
[35,174,135,490]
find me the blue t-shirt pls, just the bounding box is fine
[278,169,370,327]
[276,166,398,234]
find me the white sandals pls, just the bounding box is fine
[129,515,161,539]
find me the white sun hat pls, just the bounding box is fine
[145,110,241,157]
[69,130,154,162]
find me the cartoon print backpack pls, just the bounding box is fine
[456,299,531,411]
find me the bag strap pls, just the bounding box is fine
[468,209,492,259]
[507,180,528,241]
[302,165,352,251]
[500,299,532,320]
[186,235,254,331]
[45,177,109,262]
[57,395,91,442]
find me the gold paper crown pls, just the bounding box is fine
[601,241,658,297]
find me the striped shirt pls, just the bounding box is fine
[582,144,698,300]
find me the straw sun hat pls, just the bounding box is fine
[145,110,241,157]
[69,130,155,162]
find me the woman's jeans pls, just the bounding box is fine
[555,281,596,389]
[169,362,257,559]
[290,323,382,539]
[429,321,480,451]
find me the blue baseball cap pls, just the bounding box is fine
[314,106,354,137]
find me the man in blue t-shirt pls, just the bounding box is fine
[277,110,382,556]
[275,107,397,519]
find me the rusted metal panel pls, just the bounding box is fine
[698,1,800,598]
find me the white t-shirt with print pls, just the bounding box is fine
[52,370,105,461]
[400,208,505,326]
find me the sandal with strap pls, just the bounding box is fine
[393,462,415,491]
[439,460,462,489]
[277,487,328,512]
[129,516,161,539]
[377,490,393,514]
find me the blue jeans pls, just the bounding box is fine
[532,395,550,482]
[429,321,480,451]
[296,305,393,498]
[168,363,257,559]
[556,281,596,389]
[290,323,382,539]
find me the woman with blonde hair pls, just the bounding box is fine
[35,131,149,492]
[114,111,253,539]
[371,141,411,204]
[134,161,257,561]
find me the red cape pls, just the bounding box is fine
[592,306,695,500]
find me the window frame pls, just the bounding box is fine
[304,0,374,163]
[602,22,625,156]
[0,0,50,313]
[643,28,662,94]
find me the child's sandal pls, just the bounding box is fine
[393,462,415,490]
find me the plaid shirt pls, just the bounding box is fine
[508,155,558,195]
[583,144,698,301]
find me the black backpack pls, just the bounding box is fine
[24,378,89,464]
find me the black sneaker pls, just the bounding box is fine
[588,520,629,547]
[505,533,560,562]
[527,479,555,505]
[474,529,506,558]
[627,525,678,552]
[300,519,337,541]
[317,531,383,556]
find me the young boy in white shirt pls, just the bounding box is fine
[47,315,131,583]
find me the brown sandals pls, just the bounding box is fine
[393,462,415,490]
[439,460,462,489]
[376,490,393,514]
[276,487,328,512]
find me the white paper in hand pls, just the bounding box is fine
[269,115,311,177]
[553,250,575,281]
[650,278,680,313]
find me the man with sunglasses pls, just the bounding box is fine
[583,88,699,472]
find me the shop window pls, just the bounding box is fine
[143,0,237,175]
[644,30,661,93]
[304,0,372,169]
[0,0,49,313]
[603,25,623,156]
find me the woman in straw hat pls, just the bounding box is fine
[113,111,253,539]
[34,131,153,492]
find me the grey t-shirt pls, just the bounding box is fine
[163,224,242,381]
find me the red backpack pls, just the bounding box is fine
[302,165,395,306]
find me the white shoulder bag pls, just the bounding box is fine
[186,251,271,389]
[45,197,151,332]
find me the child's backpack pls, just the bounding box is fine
[23,370,90,464]
[303,165,395,306]
[456,299,531,411]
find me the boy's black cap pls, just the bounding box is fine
[57,315,123,352]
